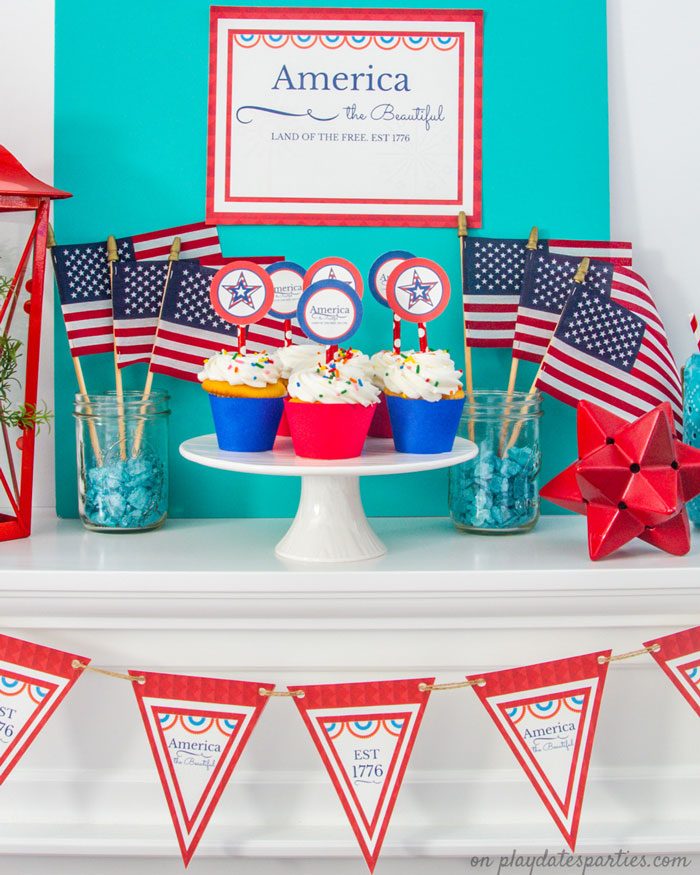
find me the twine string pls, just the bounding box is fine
[419,679,485,692]
[259,688,305,699]
[598,644,660,664]
[72,659,145,685]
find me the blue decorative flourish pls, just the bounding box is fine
[236,105,339,124]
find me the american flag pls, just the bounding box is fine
[512,253,615,363]
[52,238,134,356]
[149,262,306,382]
[536,285,683,432]
[463,237,633,347]
[128,220,223,262]
[112,260,169,367]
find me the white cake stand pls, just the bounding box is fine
[179,436,477,564]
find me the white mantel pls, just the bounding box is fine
[0,512,698,870]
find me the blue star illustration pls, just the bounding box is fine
[399,270,437,309]
[223,272,260,309]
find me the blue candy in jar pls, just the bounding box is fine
[683,354,700,526]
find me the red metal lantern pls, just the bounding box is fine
[0,146,71,540]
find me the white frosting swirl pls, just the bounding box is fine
[371,350,403,390]
[275,345,374,382]
[198,350,281,387]
[381,350,463,402]
[287,365,380,407]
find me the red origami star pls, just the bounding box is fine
[540,401,700,560]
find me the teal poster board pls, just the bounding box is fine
[54,0,609,519]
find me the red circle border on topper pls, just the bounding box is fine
[303,256,364,298]
[210,260,275,325]
[385,257,451,323]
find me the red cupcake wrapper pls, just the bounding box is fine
[284,399,376,459]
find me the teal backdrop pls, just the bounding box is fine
[54,0,610,519]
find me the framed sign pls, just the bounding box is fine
[207,7,483,227]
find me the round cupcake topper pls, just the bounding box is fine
[266,261,306,320]
[296,279,363,345]
[304,257,364,297]
[368,250,414,307]
[385,257,451,323]
[210,260,275,325]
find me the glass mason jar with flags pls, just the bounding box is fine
[683,352,700,526]
[448,391,542,533]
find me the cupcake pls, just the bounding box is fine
[198,350,286,451]
[274,344,325,437]
[285,362,381,459]
[382,350,465,453]
[369,350,401,438]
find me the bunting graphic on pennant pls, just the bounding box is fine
[0,633,89,785]
[289,678,433,873]
[130,671,271,866]
[644,627,700,717]
[467,651,610,851]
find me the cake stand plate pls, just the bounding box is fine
[179,436,478,564]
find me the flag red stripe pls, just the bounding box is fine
[63,307,112,322]
[67,325,113,340]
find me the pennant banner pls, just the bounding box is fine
[0,633,88,785]
[130,671,271,866]
[467,651,610,852]
[644,626,700,717]
[289,678,433,873]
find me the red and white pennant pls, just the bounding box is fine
[0,633,88,785]
[130,671,271,866]
[644,626,700,717]
[467,651,610,851]
[289,678,433,873]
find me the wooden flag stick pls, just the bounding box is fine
[131,236,181,457]
[503,257,590,455]
[498,226,539,453]
[48,225,103,466]
[107,235,127,460]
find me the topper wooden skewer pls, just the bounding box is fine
[48,225,103,466]
[498,226,539,454]
[107,236,127,460]
[131,236,181,457]
[503,257,590,455]
[458,210,475,441]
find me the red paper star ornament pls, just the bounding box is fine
[541,401,700,560]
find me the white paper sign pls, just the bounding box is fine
[208,7,482,226]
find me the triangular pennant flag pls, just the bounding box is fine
[289,678,433,873]
[0,633,88,784]
[644,626,700,717]
[467,651,610,851]
[130,671,271,866]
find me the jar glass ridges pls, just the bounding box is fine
[448,391,542,533]
[73,391,170,532]
[683,354,700,526]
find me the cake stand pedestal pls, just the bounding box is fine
[179,436,477,563]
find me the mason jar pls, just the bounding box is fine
[683,354,700,526]
[449,391,542,533]
[73,391,170,532]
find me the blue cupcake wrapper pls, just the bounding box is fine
[386,394,465,453]
[209,394,284,452]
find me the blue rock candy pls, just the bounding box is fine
[83,449,166,530]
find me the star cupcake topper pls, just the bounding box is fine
[210,260,275,352]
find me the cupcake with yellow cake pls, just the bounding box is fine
[198,350,285,451]
[382,350,465,453]
[284,359,380,459]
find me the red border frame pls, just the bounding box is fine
[644,627,700,717]
[207,7,483,227]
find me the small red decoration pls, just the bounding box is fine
[541,401,700,560]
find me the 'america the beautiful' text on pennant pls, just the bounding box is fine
[644,626,700,717]
[289,678,433,872]
[467,651,610,851]
[130,671,271,866]
[0,633,89,785]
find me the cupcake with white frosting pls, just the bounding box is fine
[284,361,380,459]
[368,350,402,439]
[198,350,285,452]
[381,350,465,453]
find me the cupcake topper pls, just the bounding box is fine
[304,257,364,298]
[266,261,306,347]
[385,257,451,352]
[368,250,414,353]
[210,260,275,353]
[296,279,363,363]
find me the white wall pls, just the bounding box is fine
[608,0,700,365]
[0,0,55,509]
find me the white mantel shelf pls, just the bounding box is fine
[0,511,698,630]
